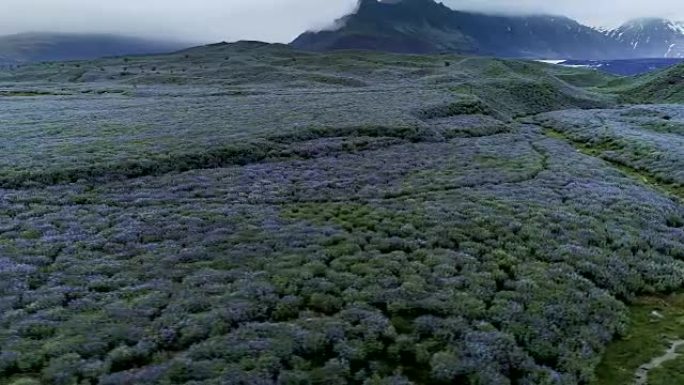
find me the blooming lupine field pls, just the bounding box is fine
[534,106,684,188]
[0,43,683,385]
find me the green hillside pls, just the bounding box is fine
[611,63,684,103]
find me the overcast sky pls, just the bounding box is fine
[2,0,684,43]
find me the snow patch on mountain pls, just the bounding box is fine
[603,18,684,58]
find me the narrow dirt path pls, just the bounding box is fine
[634,340,684,385]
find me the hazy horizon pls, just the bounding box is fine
[2,0,684,43]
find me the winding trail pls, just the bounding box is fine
[634,340,684,385]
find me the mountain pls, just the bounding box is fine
[293,0,684,60]
[292,0,630,59]
[602,18,684,58]
[0,32,191,65]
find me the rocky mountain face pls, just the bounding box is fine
[292,0,684,60]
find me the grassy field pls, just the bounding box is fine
[0,43,682,385]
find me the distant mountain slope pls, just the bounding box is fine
[560,58,684,76]
[603,18,684,58]
[292,0,630,59]
[0,32,191,64]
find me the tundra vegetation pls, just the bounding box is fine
[0,42,683,385]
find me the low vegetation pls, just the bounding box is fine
[533,106,684,191]
[612,64,684,104]
[0,42,683,385]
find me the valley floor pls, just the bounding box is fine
[0,45,683,385]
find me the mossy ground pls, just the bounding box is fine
[593,294,684,385]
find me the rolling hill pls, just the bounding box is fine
[611,62,684,103]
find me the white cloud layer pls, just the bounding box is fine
[0,0,358,43]
[451,0,684,28]
[1,0,683,43]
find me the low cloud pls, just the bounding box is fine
[1,0,683,43]
[448,0,684,28]
[0,0,358,43]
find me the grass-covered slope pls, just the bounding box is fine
[610,63,684,103]
[0,43,682,385]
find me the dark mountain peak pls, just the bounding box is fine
[291,1,627,59]
[353,0,452,22]
[356,0,379,9]
[374,0,441,6]
[292,0,684,60]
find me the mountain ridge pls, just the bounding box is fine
[293,0,684,60]
[0,32,191,65]
[602,18,684,58]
